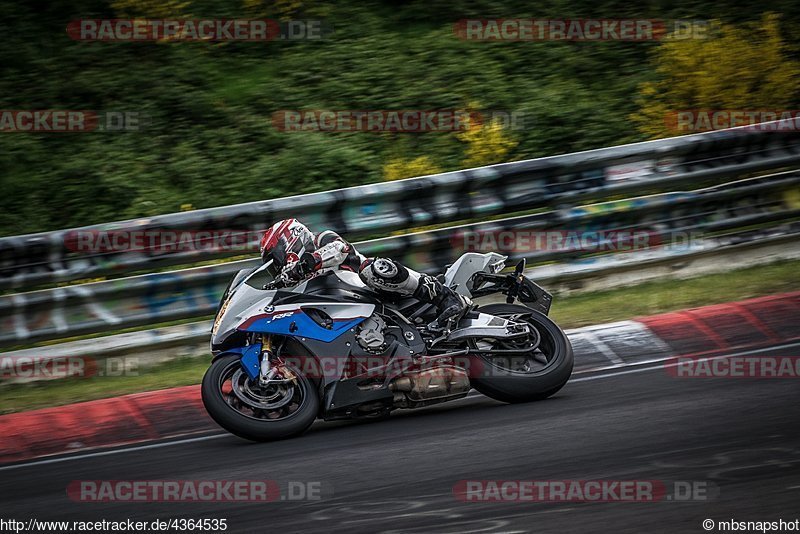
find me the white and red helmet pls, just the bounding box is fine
[259,219,315,267]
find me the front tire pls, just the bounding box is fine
[201,353,319,441]
[467,304,573,403]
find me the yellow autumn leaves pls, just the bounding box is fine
[111,0,190,19]
[382,111,518,181]
[633,13,800,138]
[388,13,800,181]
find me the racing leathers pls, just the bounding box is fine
[287,229,471,331]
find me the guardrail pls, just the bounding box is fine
[5,234,799,382]
[1,170,798,347]
[2,124,799,291]
[1,121,799,351]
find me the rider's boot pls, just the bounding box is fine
[413,275,472,332]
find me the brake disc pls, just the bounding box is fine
[231,369,295,409]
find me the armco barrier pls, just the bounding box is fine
[2,124,799,290]
[3,233,799,382]
[1,173,798,347]
[1,123,799,350]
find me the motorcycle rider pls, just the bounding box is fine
[259,219,471,331]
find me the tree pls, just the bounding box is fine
[111,0,190,18]
[458,118,518,168]
[632,14,800,138]
[383,155,442,181]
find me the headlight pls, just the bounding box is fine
[211,295,231,336]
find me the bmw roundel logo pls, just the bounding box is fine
[264,305,275,313]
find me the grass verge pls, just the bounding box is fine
[548,259,799,328]
[0,356,209,415]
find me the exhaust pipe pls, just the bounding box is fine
[389,377,412,392]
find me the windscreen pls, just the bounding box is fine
[244,260,280,290]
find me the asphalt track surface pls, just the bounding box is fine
[2,342,799,534]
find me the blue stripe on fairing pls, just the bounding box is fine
[240,311,366,342]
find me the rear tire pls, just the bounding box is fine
[468,304,573,403]
[201,354,319,441]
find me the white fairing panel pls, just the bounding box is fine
[212,270,376,347]
[444,252,507,297]
[212,283,276,341]
[301,302,376,320]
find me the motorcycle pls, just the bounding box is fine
[202,252,573,441]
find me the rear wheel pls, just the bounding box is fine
[201,353,319,441]
[467,304,573,403]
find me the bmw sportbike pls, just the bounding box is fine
[202,252,573,441]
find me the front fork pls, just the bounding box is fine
[258,334,274,386]
[255,334,296,387]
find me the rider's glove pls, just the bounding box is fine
[284,260,307,282]
[284,252,319,282]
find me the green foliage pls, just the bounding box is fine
[0,1,798,235]
[458,118,518,168]
[633,13,800,138]
[111,0,190,18]
[383,155,442,181]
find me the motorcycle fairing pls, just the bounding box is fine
[294,310,425,383]
[221,343,262,381]
[240,309,368,343]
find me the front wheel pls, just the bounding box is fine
[467,304,573,403]
[201,353,319,441]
